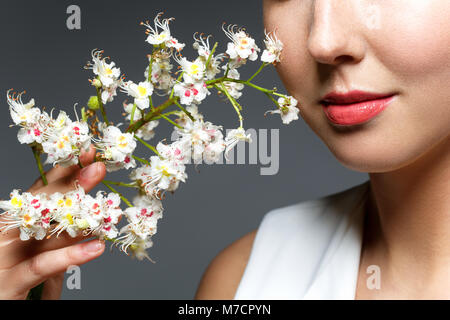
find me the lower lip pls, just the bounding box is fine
[321,95,395,126]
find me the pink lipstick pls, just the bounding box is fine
[320,90,396,126]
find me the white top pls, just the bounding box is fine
[234,181,370,300]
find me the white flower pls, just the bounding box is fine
[79,191,122,239]
[265,96,299,125]
[261,29,283,64]
[87,50,121,88]
[192,32,226,80]
[226,56,247,70]
[85,50,123,104]
[131,193,164,219]
[123,102,159,141]
[173,81,209,105]
[131,156,187,199]
[175,119,226,164]
[7,90,52,145]
[223,23,260,61]
[121,81,154,110]
[174,104,204,127]
[0,185,129,243]
[141,12,185,52]
[173,54,206,84]
[144,50,175,92]
[224,127,252,159]
[0,190,52,240]
[156,139,191,164]
[222,67,245,100]
[101,82,121,104]
[136,121,159,141]
[7,90,38,126]
[48,187,86,238]
[95,125,137,172]
[116,200,163,261]
[42,111,92,167]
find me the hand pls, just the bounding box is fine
[0,145,106,299]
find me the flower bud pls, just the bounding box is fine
[91,78,102,88]
[76,218,89,230]
[87,96,100,110]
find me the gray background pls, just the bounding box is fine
[0,0,367,299]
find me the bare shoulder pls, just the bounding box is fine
[194,229,257,300]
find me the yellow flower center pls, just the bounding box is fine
[66,213,74,225]
[157,33,167,41]
[160,165,170,177]
[11,197,23,208]
[189,64,199,75]
[117,135,128,148]
[138,85,147,97]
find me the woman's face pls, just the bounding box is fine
[263,0,450,172]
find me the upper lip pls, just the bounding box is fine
[320,90,396,105]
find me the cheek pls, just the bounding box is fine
[265,0,450,172]
[371,1,450,77]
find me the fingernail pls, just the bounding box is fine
[80,163,99,180]
[83,240,104,253]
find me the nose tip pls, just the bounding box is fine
[306,6,365,66]
[307,38,354,65]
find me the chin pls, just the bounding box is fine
[317,126,435,174]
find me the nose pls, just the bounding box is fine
[307,0,365,65]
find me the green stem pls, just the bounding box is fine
[170,72,184,100]
[96,87,109,125]
[247,62,268,82]
[134,135,161,157]
[217,83,243,128]
[160,113,183,129]
[132,155,150,166]
[223,62,230,78]
[102,180,138,188]
[147,55,154,83]
[214,83,243,111]
[102,181,133,207]
[151,110,180,121]
[149,95,154,110]
[126,97,179,133]
[32,146,48,186]
[26,283,44,300]
[29,146,48,300]
[130,103,137,125]
[173,100,194,122]
[205,42,218,69]
[264,92,281,108]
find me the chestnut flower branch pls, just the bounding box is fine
[1,12,300,272]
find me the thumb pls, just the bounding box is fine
[76,162,107,193]
[36,162,106,196]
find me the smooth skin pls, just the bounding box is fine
[0,145,107,299]
[196,0,450,299]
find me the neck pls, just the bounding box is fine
[366,136,450,276]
